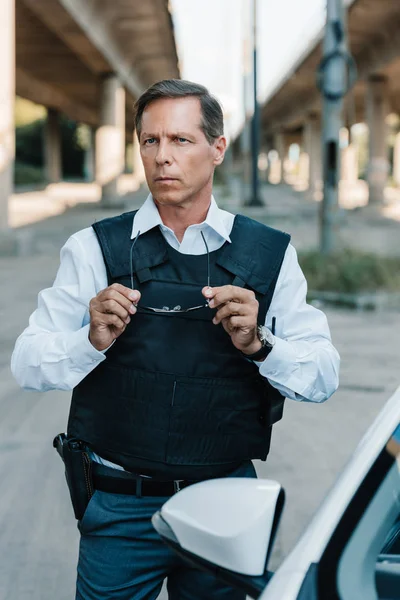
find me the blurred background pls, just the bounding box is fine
[1,1,400,598]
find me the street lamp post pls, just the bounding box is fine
[317,0,356,254]
[240,0,251,202]
[248,0,263,206]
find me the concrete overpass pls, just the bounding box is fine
[258,0,400,206]
[1,0,179,251]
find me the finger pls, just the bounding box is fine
[227,315,255,329]
[98,299,133,322]
[202,286,214,299]
[219,315,255,332]
[204,285,256,308]
[220,317,234,335]
[101,288,139,315]
[91,296,133,322]
[107,283,141,303]
[107,313,129,331]
[213,301,247,324]
[91,312,129,330]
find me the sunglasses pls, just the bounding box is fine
[130,230,211,314]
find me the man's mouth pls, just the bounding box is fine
[155,177,178,182]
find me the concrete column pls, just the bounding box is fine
[270,132,286,184]
[393,132,400,187]
[84,127,96,182]
[303,115,322,200]
[125,142,133,174]
[96,74,126,206]
[341,143,359,184]
[0,0,15,237]
[261,138,273,183]
[366,76,390,205]
[44,108,62,183]
[258,144,270,183]
[265,151,271,184]
[297,151,309,187]
[132,133,146,186]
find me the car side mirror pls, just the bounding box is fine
[152,478,284,599]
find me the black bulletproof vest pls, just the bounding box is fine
[68,211,291,479]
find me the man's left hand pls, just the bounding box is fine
[202,285,261,355]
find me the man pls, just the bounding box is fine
[11,79,340,599]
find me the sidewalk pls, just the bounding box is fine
[1,183,400,599]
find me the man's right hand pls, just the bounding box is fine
[89,284,141,351]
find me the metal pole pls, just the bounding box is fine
[240,0,251,202]
[248,0,263,206]
[319,0,352,254]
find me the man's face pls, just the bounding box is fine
[139,96,225,207]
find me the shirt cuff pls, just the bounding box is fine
[258,335,293,372]
[257,336,309,396]
[68,324,109,372]
[256,337,304,388]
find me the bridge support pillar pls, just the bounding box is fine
[44,109,62,183]
[97,74,126,207]
[341,143,358,184]
[366,75,390,205]
[84,127,96,182]
[0,0,17,254]
[270,132,286,184]
[133,134,146,186]
[304,115,322,201]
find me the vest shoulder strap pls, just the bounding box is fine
[92,211,137,282]
[217,214,291,294]
[92,211,168,281]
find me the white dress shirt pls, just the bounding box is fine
[12,194,339,404]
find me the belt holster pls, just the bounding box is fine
[53,433,94,520]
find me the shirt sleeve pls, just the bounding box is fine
[10,232,109,392]
[257,244,340,403]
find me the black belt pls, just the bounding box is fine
[92,462,201,497]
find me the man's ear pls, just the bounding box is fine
[213,136,227,166]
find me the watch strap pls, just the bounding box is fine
[241,343,273,362]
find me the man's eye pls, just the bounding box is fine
[176,137,188,143]
[144,138,156,145]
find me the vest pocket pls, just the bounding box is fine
[165,375,270,465]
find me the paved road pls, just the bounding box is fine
[1,185,399,599]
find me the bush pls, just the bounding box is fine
[298,249,400,293]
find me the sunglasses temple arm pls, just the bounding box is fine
[201,231,210,288]
[130,230,141,290]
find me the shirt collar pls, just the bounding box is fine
[131,194,231,243]
[131,194,163,238]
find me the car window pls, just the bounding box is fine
[317,423,400,600]
[380,425,400,556]
[379,516,400,555]
[375,426,400,600]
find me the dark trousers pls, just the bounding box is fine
[76,460,257,599]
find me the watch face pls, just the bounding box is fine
[258,325,275,347]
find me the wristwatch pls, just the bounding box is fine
[242,325,275,361]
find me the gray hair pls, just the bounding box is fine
[133,79,224,145]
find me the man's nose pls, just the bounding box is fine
[155,141,172,165]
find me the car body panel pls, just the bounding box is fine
[259,385,400,599]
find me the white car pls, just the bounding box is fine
[152,385,400,599]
